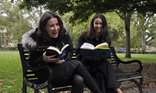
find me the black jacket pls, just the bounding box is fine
[77,31,111,64]
[22,28,73,67]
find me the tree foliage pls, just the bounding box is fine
[133,13,156,53]
[20,0,156,22]
[20,0,156,57]
[0,0,40,48]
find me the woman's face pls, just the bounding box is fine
[46,17,60,38]
[93,18,103,33]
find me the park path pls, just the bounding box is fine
[123,87,156,93]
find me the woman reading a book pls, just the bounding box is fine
[77,13,123,93]
[21,11,103,93]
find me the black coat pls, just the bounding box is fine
[77,31,119,93]
[22,28,79,86]
[27,28,73,67]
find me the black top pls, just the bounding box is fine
[77,31,111,64]
[22,28,73,67]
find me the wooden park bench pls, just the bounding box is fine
[18,43,143,93]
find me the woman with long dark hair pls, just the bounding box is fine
[77,13,123,93]
[22,11,103,93]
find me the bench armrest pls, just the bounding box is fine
[110,47,143,73]
[118,59,143,73]
[114,60,143,73]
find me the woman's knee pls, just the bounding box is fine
[71,74,84,93]
[72,74,84,85]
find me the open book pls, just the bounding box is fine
[80,42,109,50]
[79,42,111,58]
[45,44,70,59]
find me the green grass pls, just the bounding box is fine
[0,51,22,93]
[117,53,156,63]
[0,51,155,92]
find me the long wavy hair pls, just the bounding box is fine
[36,11,65,42]
[88,13,111,44]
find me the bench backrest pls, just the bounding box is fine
[18,43,41,85]
[18,43,120,82]
[18,43,30,76]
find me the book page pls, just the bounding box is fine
[95,42,109,49]
[60,44,69,53]
[47,46,61,54]
[80,42,95,50]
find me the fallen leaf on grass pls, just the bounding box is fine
[0,79,3,86]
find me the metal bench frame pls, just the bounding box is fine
[109,47,143,93]
[18,43,143,93]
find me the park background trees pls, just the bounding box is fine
[0,0,42,48]
[0,0,156,58]
[20,0,156,58]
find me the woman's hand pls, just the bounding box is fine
[56,59,65,64]
[43,52,59,63]
[43,52,65,64]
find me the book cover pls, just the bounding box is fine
[45,44,70,59]
[79,42,111,59]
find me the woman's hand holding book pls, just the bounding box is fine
[43,52,59,63]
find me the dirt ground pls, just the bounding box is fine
[143,63,156,85]
[122,63,156,93]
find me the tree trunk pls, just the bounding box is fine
[124,13,131,58]
[141,31,146,54]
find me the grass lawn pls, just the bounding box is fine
[0,51,22,93]
[0,50,155,92]
[117,53,156,63]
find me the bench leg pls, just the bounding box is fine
[47,84,52,93]
[22,81,27,93]
[131,79,143,93]
[139,78,143,93]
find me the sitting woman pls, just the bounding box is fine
[21,11,103,93]
[77,13,123,93]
